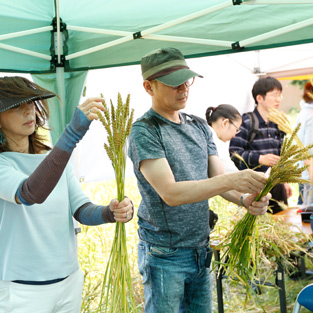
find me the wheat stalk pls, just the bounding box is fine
[268,108,304,148]
[96,93,137,313]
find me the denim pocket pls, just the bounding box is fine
[138,242,151,284]
[150,245,178,258]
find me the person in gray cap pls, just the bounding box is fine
[128,47,271,313]
[0,76,134,313]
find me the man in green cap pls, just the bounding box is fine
[128,47,271,313]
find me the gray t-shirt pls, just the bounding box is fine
[128,109,217,248]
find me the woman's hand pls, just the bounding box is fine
[78,97,105,121]
[109,197,134,223]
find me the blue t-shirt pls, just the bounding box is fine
[0,152,89,281]
[128,109,217,248]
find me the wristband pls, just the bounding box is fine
[240,193,248,208]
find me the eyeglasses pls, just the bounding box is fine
[229,120,241,134]
[171,77,195,90]
[267,92,283,100]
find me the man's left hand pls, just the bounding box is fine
[243,193,271,216]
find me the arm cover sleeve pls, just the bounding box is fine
[74,202,115,225]
[16,108,91,205]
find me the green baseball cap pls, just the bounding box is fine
[141,47,203,87]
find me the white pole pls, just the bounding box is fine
[145,34,232,48]
[244,0,313,4]
[0,26,52,41]
[67,25,131,37]
[66,35,132,60]
[140,1,232,37]
[54,0,66,125]
[66,1,233,60]
[240,17,313,47]
[56,0,61,65]
[0,42,51,59]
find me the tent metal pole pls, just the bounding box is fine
[239,17,313,47]
[67,25,130,37]
[66,36,132,60]
[140,1,232,37]
[55,0,62,65]
[54,0,66,115]
[0,43,51,59]
[66,1,232,60]
[145,34,232,48]
[0,26,52,41]
[264,55,313,73]
[244,0,313,4]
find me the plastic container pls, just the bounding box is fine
[297,206,313,223]
[301,212,312,223]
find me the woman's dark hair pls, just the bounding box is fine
[206,104,241,126]
[252,76,282,104]
[0,76,54,154]
[303,81,313,103]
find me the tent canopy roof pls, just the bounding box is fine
[1,0,313,74]
[1,0,313,144]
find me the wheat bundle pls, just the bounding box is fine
[96,93,137,313]
[216,124,313,301]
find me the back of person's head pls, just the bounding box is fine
[206,104,241,126]
[303,81,313,104]
[0,76,56,153]
[252,76,282,104]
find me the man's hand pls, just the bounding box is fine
[243,193,271,216]
[229,169,268,194]
[259,154,280,166]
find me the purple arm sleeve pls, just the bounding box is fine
[16,107,90,205]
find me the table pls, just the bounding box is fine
[213,208,312,313]
[272,207,312,235]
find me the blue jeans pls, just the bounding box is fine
[138,240,212,313]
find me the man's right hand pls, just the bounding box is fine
[259,153,280,166]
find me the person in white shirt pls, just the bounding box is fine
[296,81,313,205]
[206,104,241,173]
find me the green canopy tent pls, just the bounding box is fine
[1,0,313,144]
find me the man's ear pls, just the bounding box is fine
[143,80,154,95]
[256,94,263,104]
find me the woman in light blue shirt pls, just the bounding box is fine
[0,76,134,313]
